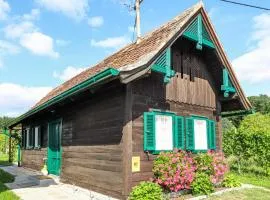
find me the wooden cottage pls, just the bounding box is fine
[8,2,252,199]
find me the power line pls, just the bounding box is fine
[220,0,270,11]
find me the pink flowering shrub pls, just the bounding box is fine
[153,151,196,192]
[195,151,228,185]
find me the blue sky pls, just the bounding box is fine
[0,0,269,116]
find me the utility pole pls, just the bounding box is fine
[135,0,143,43]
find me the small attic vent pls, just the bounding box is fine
[182,14,215,50]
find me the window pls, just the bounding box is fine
[34,126,41,148]
[143,112,216,153]
[22,126,41,150]
[26,128,30,149]
[186,117,216,152]
[144,111,184,153]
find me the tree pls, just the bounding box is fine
[248,95,270,114]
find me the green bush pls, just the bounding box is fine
[191,172,214,195]
[129,182,163,200]
[222,174,241,188]
[223,113,270,175]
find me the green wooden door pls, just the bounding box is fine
[47,120,62,176]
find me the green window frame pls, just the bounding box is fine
[185,116,216,153]
[144,111,185,154]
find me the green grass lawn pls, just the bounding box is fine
[0,169,19,200]
[232,172,270,189]
[0,154,12,166]
[206,188,270,200]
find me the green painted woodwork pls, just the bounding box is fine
[207,120,216,150]
[8,68,120,128]
[221,68,236,97]
[151,48,175,83]
[174,116,185,149]
[182,14,215,49]
[143,112,156,151]
[186,118,195,151]
[47,120,62,176]
[221,109,255,117]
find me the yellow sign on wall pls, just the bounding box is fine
[132,156,140,172]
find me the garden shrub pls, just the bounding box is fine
[153,151,196,192]
[222,173,241,188]
[191,172,214,195]
[195,151,228,184]
[223,113,270,175]
[128,181,163,200]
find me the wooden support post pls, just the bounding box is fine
[122,83,133,198]
[8,129,12,163]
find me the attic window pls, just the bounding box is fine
[182,14,215,50]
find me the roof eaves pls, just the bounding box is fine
[8,67,120,128]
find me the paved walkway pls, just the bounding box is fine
[0,166,118,200]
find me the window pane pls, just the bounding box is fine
[35,127,39,147]
[194,119,207,150]
[26,129,30,147]
[155,115,173,151]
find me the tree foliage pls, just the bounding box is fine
[248,95,270,114]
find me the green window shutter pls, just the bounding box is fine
[143,112,156,151]
[207,120,216,150]
[186,118,194,151]
[174,116,185,149]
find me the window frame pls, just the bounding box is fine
[143,110,185,154]
[143,111,217,154]
[186,115,217,153]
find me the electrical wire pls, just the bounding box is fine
[220,0,270,11]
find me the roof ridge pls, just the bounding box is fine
[33,2,203,109]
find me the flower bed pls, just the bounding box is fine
[129,151,240,199]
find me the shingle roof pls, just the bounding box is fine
[34,2,202,108]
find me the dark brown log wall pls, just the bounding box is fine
[129,39,222,189]
[21,81,126,199]
[21,148,46,170]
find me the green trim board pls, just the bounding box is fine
[182,14,215,49]
[151,47,175,83]
[221,68,236,97]
[8,68,120,128]
[221,109,255,117]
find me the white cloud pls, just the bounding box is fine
[4,21,36,39]
[232,13,270,83]
[91,36,130,49]
[0,0,10,20]
[88,16,104,28]
[56,39,70,46]
[20,32,59,58]
[22,8,40,21]
[0,83,52,117]
[37,0,89,20]
[0,40,20,55]
[53,66,86,81]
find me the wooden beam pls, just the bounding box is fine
[122,83,133,198]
